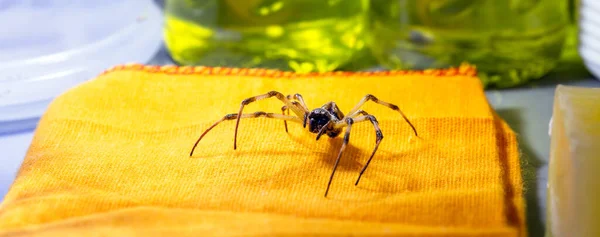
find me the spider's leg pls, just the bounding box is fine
[281,105,288,133]
[190,112,301,156]
[346,94,418,137]
[281,105,289,133]
[321,101,345,120]
[235,91,306,149]
[346,109,368,118]
[287,94,310,128]
[286,93,310,111]
[325,117,353,197]
[315,120,333,140]
[349,114,384,186]
[281,101,302,133]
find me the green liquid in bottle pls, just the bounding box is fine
[164,0,369,73]
[370,0,569,88]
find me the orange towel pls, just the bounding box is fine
[0,64,526,236]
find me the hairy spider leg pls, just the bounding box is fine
[281,105,289,133]
[281,101,301,133]
[328,111,384,187]
[325,117,354,197]
[287,94,311,128]
[320,101,345,120]
[190,112,301,156]
[235,91,308,149]
[346,94,418,137]
[349,114,384,186]
[315,120,334,140]
[345,109,368,118]
[286,93,310,111]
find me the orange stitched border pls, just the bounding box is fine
[100,63,477,78]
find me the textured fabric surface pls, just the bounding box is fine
[0,64,526,236]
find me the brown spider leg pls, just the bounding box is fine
[286,93,310,111]
[281,101,302,133]
[234,91,308,149]
[303,113,308,128]
[315,120,333,140]
[281,106,289,133]
[286,94,310,128]
[325,117,354,197]
[346,109,368,118]
[346,94,418,137]
[349,114,384,186]
[321,101,345,120]
[190,112,301,156]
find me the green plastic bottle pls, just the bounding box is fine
[163,0,369,73]
[369,0,570,88]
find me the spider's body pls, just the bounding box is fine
[307,103,344,138]
[190,91,418,197]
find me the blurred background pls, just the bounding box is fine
[0,0,595,132]
[159,0,589,87]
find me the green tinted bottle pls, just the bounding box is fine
[164,0,369,73]
[370,0,569,88]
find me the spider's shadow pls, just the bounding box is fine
[323,138,368,172]
[287,131,368,173]
[191,123,415,199]
[286,129,420,197]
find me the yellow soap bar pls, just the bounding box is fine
[547,85,600,237]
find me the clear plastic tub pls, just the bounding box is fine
[0,0,163,134]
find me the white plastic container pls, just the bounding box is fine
[0,0,163,134]
[579,0,600,81]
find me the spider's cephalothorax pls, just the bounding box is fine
[306,103,344,138]
[190,91,418,197]
[307,108,332,133]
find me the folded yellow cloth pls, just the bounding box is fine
[0,64,526,236]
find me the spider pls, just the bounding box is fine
[189,91,418,197]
